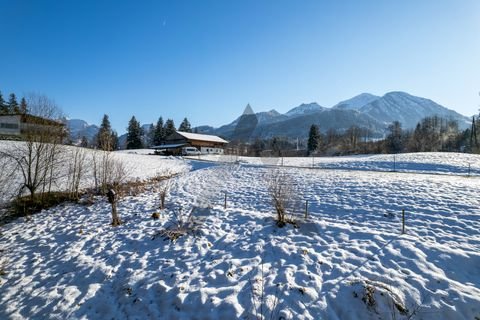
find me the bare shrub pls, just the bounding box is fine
[153,207,208,241]
[267,168,301,227]
[66,147,87,200]
[362,283,376,309]
[0,256,8,277]
[352,279,411,318]
[0,155,16,203]
[91,151,130,195]
[158,178,170,210]
[249,254,282,320]
[110,158,129,193]
[155,169,173,210]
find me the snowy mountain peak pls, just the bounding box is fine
[243,103,254,115]
[266,109,280,116]
[66,119,99,142]
[285,102,324,117]
[359,91,469,129]
[333,93,380,110]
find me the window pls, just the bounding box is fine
[0,123,19,129]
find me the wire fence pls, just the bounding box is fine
[187,153,480,177]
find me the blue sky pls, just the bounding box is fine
[1,0,479,133]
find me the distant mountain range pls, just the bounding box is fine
[66,119,100,144]
[196,91,469,140]
[66,91,471,145]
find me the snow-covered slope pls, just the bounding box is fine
[199,152,480,176]
[0,141,190,203]
[255,109,285,124]
[1,158,479,319]
[285,102,325,117]
[360,92,470,129]
[332,93,379,110]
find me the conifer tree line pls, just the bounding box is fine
[94,114,119,151]
[0,90,29,115]
[89,114,193,150]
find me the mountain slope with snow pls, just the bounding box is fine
[360,91,470,129]
[285,102,325,117]
[333,93,380,110]
[203,92,470,141]
[66,119,99,142]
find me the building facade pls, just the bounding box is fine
[0,114,65,140]
[152,131,228,155]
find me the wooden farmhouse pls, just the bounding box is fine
[0,114,65,140]
[152,131,228,155]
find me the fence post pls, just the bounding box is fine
[224,192,227,209]
[393,154,396,172]
[468,163,471,176]
[402,209,405,234]
[305,200,308,219]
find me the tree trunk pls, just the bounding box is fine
[111,201,121,226]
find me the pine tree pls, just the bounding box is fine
[386,121,403,153]
[147,124,155,146]
[164,119,176,138]
[111,131,119,150]
[178,117,192,132]
[20,97,28,114]
[271,137,281,156]
[80,136,89,148]
[153,117,165,145]
[0,91,7,114]
[126,116,143,149]
[8,93,19,113]
[96,114,114,151]
[307,124,320,154]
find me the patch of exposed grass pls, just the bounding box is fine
[1,192,79,224]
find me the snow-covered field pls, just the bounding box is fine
[1,151,480,319]
[197,152,480,176]
[0,141,189,203]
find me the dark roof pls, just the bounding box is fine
[151,143,186,149]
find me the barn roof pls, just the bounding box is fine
[150,143,186,149]
[176,131,228,144]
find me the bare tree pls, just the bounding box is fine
[0,155,16,203]
[267,168,301,227]
[0,94,66,201]
[66,147,87,200]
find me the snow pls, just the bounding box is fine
[0,141,190,203]
[1,151,480,319]
[196,152,480,176]
[285,103,324,117]
[332,93,379,110]
[176,131,228,144]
